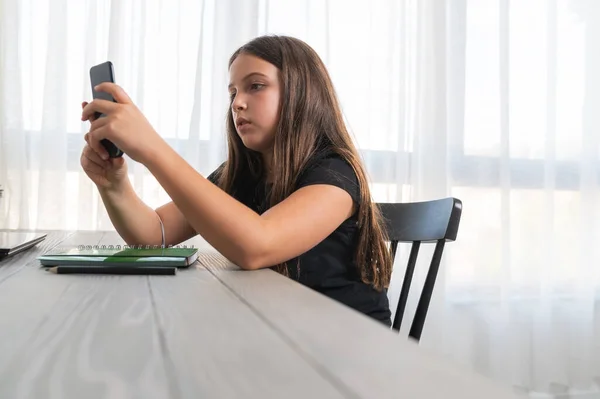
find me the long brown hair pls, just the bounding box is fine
[217,35,392,291]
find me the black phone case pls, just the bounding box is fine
[89,61,123,158]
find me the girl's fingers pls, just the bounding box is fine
[82,143,107,167]
[82,101,97,122]
[89,116,110,132]
[81,148,106,175]
[81,99,118,122]
[86,130,110,160]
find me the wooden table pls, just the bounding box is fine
[0,230,521,399]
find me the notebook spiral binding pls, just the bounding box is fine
[76,244,194,250]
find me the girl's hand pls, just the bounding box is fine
[80,102,129,190]
[81,83,166,164]
[80,140,129,191]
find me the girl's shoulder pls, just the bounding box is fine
[296,150,360,203]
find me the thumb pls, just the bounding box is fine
[108,156,126,170]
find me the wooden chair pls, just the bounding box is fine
[377,197,462,342]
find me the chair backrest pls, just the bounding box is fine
[377,197,462,342]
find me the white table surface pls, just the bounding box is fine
[0,230,522,398]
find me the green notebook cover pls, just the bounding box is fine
[37,247,199,267]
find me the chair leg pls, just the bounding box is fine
[392,241,420,332]
[409,240,445,342]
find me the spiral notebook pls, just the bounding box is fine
[37,245,198,268]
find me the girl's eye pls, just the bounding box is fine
[229,84,263,101]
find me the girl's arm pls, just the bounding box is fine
[82,82,353,269]
[146,144,354,269]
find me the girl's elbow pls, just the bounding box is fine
[236,249,270,270]
[236,235,274,270]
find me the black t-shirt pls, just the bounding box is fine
[207,153,391,326]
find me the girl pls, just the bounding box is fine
[81,35,393,326]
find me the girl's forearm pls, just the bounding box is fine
[144,145,267,269]
[98,180,163,246]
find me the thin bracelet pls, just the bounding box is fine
[157,213,166,248]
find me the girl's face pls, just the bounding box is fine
[229,54,281,154]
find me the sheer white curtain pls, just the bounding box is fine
[1,0,599,396]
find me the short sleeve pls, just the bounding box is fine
[295,156,360,204]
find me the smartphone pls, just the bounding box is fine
[89,61,123,158]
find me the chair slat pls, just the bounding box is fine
[391,241,420,332]
[408,239,445,341]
